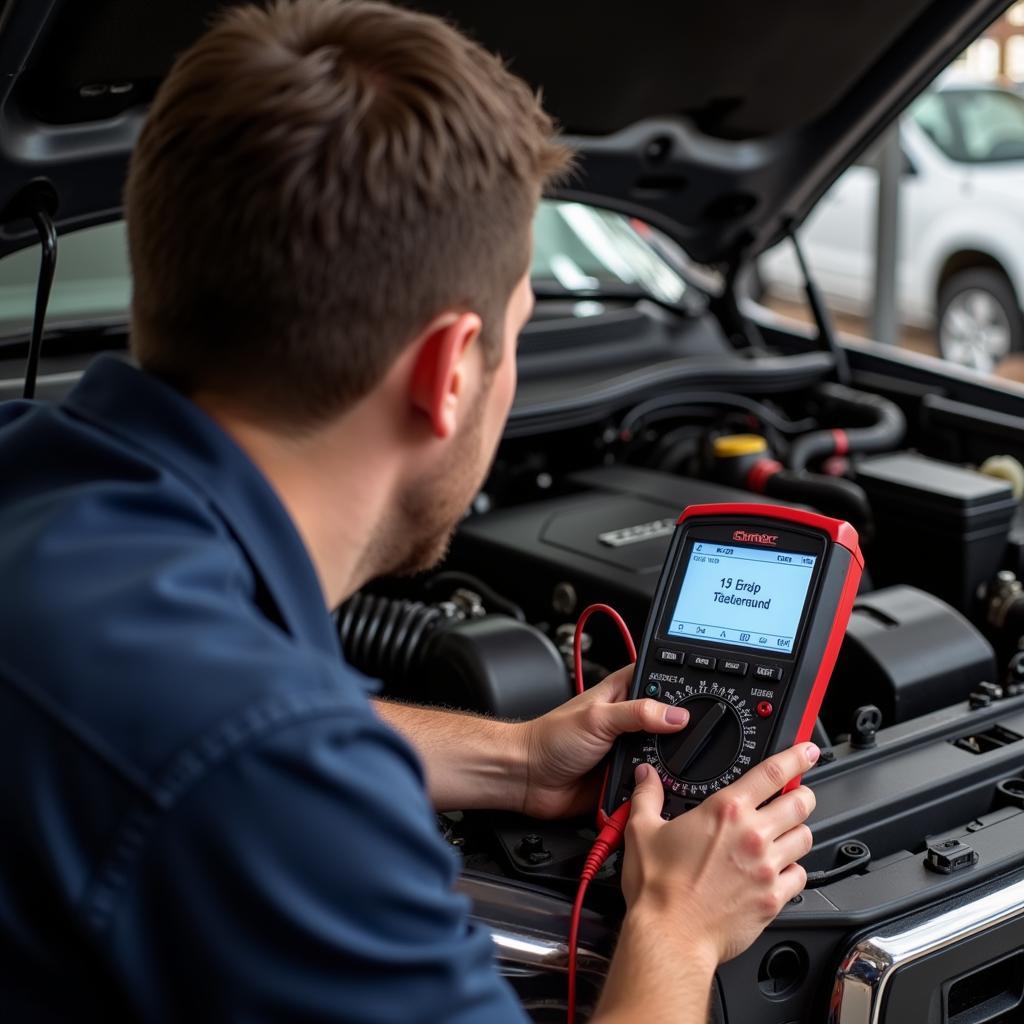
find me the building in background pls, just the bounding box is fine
[961,4,1024,82]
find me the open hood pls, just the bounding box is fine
[0,0,1012,265]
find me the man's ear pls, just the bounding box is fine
[409,312,483,439]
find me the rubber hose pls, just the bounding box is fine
[787,383,905,471]
[338,594,444,685]
[762,469,873,540]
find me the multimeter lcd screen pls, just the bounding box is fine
[666,541,818,654]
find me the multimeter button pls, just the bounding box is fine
[657,648,682,664]
[756,701,774,718]
[753,664,783,683]
[686,653,717,670]
[719,659,748,677]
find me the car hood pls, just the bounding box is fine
[0,0,1012,266]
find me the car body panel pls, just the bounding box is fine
[0,0,1012,268]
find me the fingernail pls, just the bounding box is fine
[635,763,650,783]
[806,743,820,765]
[665,706,689,725]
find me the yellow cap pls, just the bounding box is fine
[712,434,769,459]
[980,455,1024,499]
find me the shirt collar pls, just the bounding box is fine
[63,355,340,659]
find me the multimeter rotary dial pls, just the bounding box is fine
[654,691,749,788]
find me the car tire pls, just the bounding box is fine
[937,267,1023,373]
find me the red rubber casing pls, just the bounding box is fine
[599,503,863,822]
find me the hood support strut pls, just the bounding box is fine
[788,223,850,386]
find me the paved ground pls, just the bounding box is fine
[763,295,938,357]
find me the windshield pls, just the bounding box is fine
[0,200,690,341]
[531,201,688,305]
[0,221,131,339]
[912,87,1024,163]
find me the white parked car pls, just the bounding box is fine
[760,81,1024,372]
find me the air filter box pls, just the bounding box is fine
[856,452,1017,612]
[823,585,996,732]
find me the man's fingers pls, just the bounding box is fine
[760,785,816,839]
[732,744,819,806]
[777,862,808,906]
[626,762,665,823]
[772,823,814,867]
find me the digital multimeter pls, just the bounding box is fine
[601,503,864,822]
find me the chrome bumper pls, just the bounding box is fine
[830,875,1024,1023]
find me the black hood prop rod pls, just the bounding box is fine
[788,221,851,386]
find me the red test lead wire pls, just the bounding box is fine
[566,800,632,1023]
[567,604,637,1023]
[572,603,636,697]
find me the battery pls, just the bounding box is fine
[856,452,1018,612]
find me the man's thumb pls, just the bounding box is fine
[597,698,689,742]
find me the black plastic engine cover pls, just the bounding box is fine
[824,584,996,733]
[448,466,795,641]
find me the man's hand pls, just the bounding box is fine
[622,743,818,964]
[593,744,817,1022]
[519,664,690,819]
[373,668,686,816]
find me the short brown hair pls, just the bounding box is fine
[126,0,569,428]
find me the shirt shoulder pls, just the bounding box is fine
[0,393,362,784]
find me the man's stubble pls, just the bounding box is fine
[370,387,492,581]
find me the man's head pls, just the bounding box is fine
[127,0,567,424]
[125,0,570,588]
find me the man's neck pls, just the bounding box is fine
[195,397,397,609]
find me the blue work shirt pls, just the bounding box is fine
[0,355,527,1023]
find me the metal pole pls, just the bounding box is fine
[872,125,902,346]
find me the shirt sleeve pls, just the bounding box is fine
[97,712,530,1024]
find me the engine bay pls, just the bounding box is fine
[10,259,1024,1021]
[338,353,1024,1023]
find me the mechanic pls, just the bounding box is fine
[0,2,817,1021]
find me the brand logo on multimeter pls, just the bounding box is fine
[732,529,779,546]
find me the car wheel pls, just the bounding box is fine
[938,268,1023,373]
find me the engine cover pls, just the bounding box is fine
[449,465,795,639]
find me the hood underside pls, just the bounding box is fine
[0,0,1012,264]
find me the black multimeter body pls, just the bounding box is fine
[600,503,863,823]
